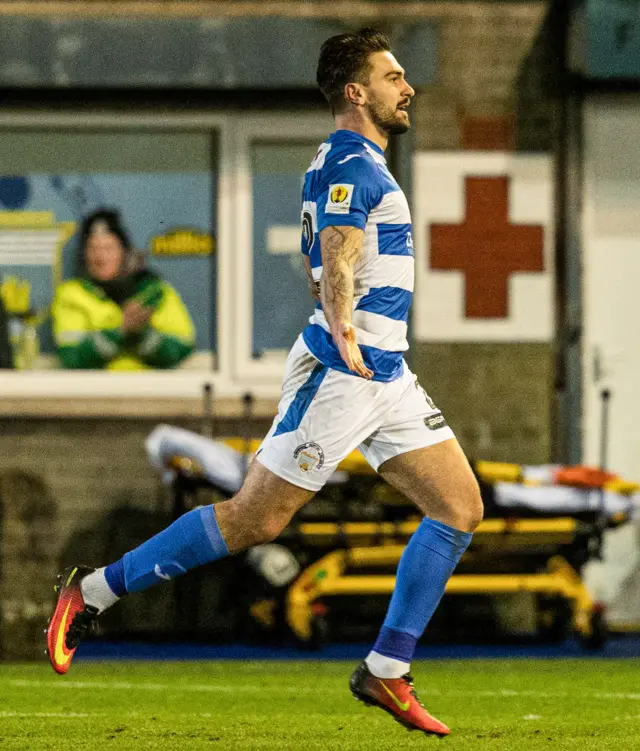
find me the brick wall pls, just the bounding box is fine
[0,415,272,658]
[414,2,549,150]
[0,416,273,564]
[409,2,555,464]
[410,343,553,465]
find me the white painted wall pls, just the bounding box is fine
[582,95,640,625]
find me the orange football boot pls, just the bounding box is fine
[46,566,98,675]
[350,661,450,736]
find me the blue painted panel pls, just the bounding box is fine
[569,0,640,79]
[588,0,640,78]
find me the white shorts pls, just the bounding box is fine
[256,336,455,491]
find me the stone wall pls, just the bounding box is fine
[411,343,553,465]
[414,2,549,150]
[410,2,556,464]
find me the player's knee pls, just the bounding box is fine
[254,516,288,545]
[460,481,484,532]
[445,480,483,533]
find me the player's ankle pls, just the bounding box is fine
[80,567,120,613]
[365,651,410,679]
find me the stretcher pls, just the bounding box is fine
[145,424,638,649]
[285,524,605,648]
[146,425,637,518]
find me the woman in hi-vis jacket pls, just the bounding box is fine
[53,210,194,370]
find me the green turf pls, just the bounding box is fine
[0,660,639,750]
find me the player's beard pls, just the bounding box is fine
[366,95,410,135]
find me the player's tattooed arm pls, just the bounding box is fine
[303,255,320,302]
[319,225,373,379]
[319,225,362,326]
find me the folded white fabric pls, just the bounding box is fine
[145,424,349,493]
[146,424,246,494]
[494,481,637,517]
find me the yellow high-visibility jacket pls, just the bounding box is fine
[52,276,195,370]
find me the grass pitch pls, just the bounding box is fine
[0,659,638,750]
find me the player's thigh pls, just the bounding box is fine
[215,458,315,553]
[378,438,483,532]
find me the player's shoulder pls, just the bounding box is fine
[323,138,382,177]
[312,145,386,204]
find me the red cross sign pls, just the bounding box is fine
[429,176,544,318]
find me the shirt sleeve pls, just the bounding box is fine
[316,155,384,232]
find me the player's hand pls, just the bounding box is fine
[122,301,153,333]
[333,322,373,379]
[309,279,321,303]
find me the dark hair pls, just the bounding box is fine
[80,209,132,255]
[316,28,391,114]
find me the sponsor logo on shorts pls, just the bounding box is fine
[425,413,447,431]
[415,379,437,411]
[293,442,325,472]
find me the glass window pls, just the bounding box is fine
[250,140,319,358]
[0,129,217,371]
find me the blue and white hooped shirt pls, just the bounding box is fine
[300,129,414,382]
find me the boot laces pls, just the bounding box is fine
[402,674,426,709]
[66,606,98,649]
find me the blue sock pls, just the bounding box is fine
[104,505,229,595]
[372,517,472,663]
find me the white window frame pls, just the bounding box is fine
[0,110,235,400]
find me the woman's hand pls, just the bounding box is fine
[122,301,152,333]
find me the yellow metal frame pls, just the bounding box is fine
[287,544,595,642]
[297,517,578,539]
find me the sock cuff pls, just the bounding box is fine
[199,505,229,560]
[373,626,419,662]
[104,559,127,597]
[416,516,473,561]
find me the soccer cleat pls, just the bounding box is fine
[349,661,450,736]
[46,566,99,675]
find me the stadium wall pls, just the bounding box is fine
[0,1,557,657]
[409,1,555,466]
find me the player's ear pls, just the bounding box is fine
[344,82,365,107]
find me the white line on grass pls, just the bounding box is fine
[9,680,640,702]
[595,692,640,700]
[9,679,302,694]
[0,711,89,718]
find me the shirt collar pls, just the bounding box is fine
[330,129,386,157]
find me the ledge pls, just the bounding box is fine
[0,396,280,419]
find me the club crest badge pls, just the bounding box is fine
[293,442,325,472]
